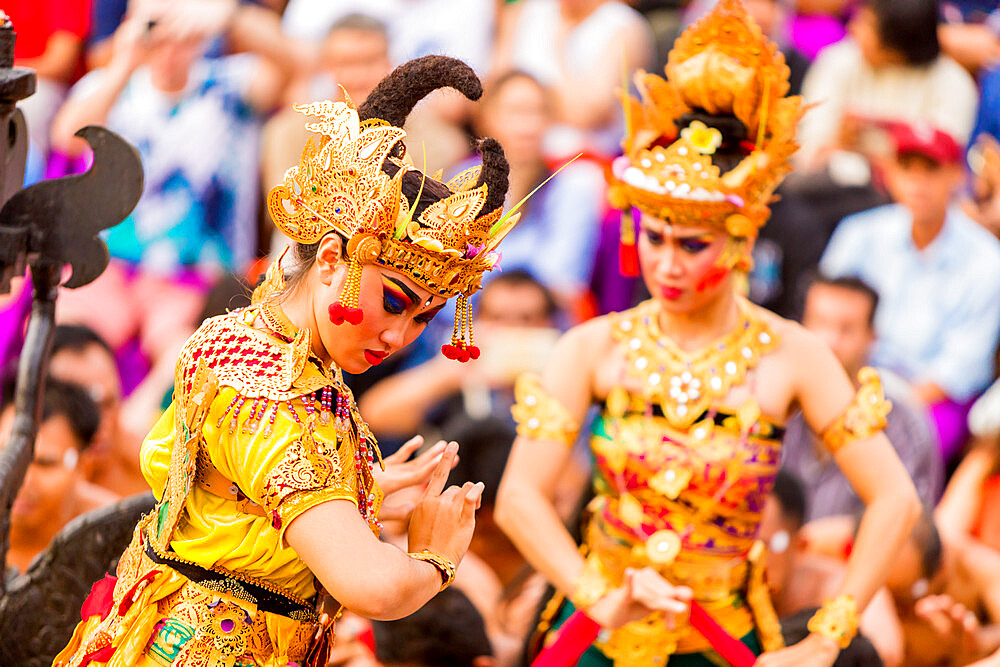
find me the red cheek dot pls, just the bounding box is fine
[696,266,729,292]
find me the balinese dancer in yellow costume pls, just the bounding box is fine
[54,56,522,667]
[497,3,921,666]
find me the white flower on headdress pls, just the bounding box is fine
[681,121,723,155]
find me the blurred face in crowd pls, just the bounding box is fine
[321,28,392,104]
[147,34,204,92]
[477,281,553,329]
[849,6,904,68]
[0,408,83,533]
[801,283,874,378]
[638,216,734,315]
[309,236,445,374]
[480,75,549,166]
[131,0,205,92]
[742,0,783,38]
[49,343,122,468]
[886,153,963,227]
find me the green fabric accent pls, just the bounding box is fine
[550,600,763,667]
[147,618,195,664]
[592,414,611,440]
[156,500,169,538]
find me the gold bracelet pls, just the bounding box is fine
[570,558,609,611]
[409,550,456,591]
[807,594,860,649]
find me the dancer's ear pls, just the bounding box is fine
[315,234,347,286]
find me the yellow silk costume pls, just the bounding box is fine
[54,304,382,667]
[54,55,523,667]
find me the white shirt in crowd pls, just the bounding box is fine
[797,38,979,167]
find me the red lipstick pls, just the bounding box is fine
[661,286,683,300]
[364,349,388,365]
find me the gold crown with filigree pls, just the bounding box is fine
[266,56,518,362]
[607,0,804,238]
[268,101,515,298]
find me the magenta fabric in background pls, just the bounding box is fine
[931,398,974,465]
[790,13,848,60]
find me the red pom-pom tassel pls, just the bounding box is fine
[442,343,478,362]
[328,302,364,325]
[619,241,639,277]
[619,209,640,277]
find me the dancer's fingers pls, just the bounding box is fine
[422,442,458,499]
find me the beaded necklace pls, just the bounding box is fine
[611,298,777,430]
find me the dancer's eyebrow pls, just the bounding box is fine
[383,275,418,307]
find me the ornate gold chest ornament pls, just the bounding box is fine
[610,299,778,430]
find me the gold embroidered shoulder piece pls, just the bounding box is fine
[820,367,892,454]
[175,310,328,404]
[511,373,580,446]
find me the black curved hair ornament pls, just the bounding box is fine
[357,55,509,219]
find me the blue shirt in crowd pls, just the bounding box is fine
[70,55,262,276]
[821,203,1000,402]
[971,66,1000,145]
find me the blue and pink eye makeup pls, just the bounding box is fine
[641,225,714,253]
[381,275,441,324]
[381,275,414,315]
[679,235,714,254]
[644,228,666,246]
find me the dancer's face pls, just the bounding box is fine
[637,214,732,313]
[312,236,446,374]
[480,74,549,166]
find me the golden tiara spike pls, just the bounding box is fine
[607,0,804,237]
[267,100,511,298]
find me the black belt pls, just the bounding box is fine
[143,538,317,620]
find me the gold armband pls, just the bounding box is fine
[409,550,456,591]
[820,367,892,454]
[511,373,580,446]
[808,595,860,648]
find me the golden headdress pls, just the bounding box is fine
[607,0,804,271]
[267,57,519,361]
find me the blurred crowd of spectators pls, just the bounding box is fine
[3,0,1000,665]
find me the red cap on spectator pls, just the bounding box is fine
[891,122,963,165]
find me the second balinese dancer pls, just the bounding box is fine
[497,2,921,666]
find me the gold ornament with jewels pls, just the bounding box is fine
[612,298,778,430]
[266,57,521,361]
[606,0,804,274]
